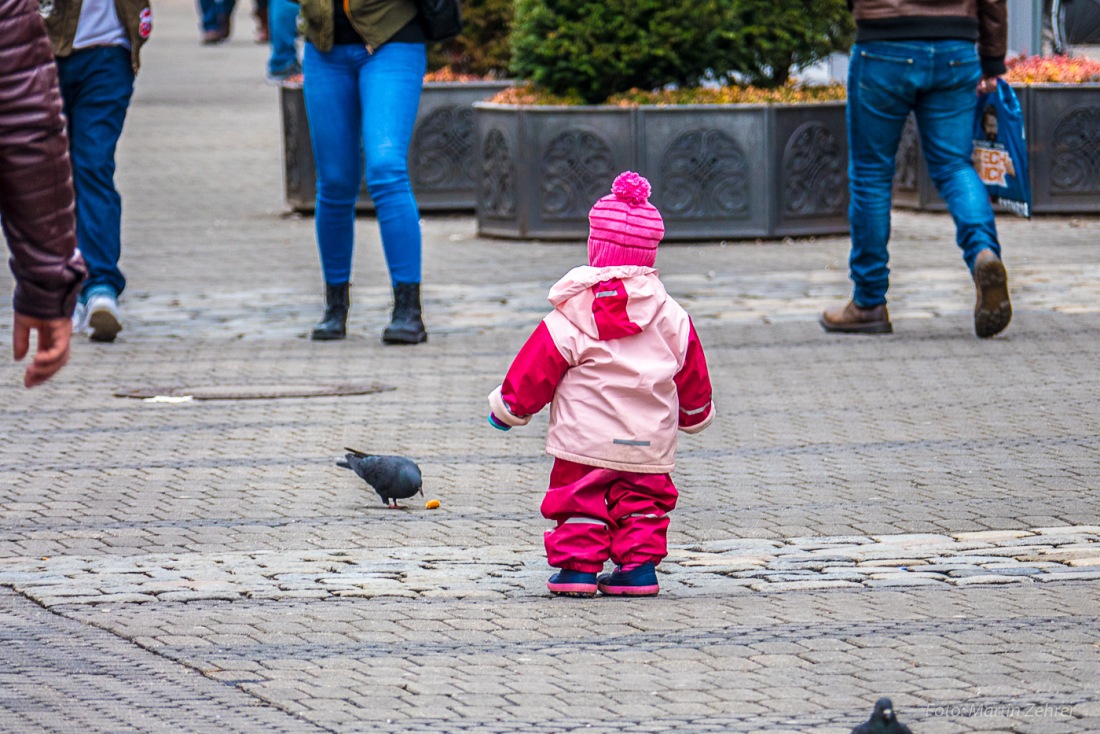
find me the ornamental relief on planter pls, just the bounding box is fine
[782,121,845,216]
[474,101,850,239]
[541,130,616,220]
[410,105,475,189]
[659,129,750,220]
[480,128,516,218]
[1051,105,1100,193]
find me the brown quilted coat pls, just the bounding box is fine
[0,0,85,320]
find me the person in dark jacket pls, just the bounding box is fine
[820,0,1013,338]
[1,0,87,387]
[45,0,152,343]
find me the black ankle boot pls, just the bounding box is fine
[382,282,427,344]
[311,282,349,341]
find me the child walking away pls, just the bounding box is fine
[487,172,715,598]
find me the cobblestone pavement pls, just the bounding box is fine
[2,1,1100,732]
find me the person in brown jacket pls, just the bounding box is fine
[1,0,87,387]
[820,0,1013,338]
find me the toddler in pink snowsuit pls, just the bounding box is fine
[487,171,715,597]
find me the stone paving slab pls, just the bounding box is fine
[0,589,321,733]
[2,527,1099,606]
[1,310,1098,562]
[53,584,1100,734]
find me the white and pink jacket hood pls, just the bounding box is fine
[489,265,715,473]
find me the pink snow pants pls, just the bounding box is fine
[541,458,678,573]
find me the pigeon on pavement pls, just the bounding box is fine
[337,448,423,509]
[851,698,913,734]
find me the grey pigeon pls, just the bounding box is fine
[851,698,913,734]
[337,447,423,509]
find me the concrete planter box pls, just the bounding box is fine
[894,84,1100,214]
[281,81,512,213]
[474,101,850,241]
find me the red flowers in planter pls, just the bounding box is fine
[1005,54,1100,84]
[484,82,850,107]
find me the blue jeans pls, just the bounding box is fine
[197,0,235,32]
[56,46,135,301]
[847,40,1001,307]
[303,42,425,286]
[267,0,299,75]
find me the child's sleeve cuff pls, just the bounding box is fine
[488,386,532,427]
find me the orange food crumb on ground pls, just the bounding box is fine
[425,499,441,509]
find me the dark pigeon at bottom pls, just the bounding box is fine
[337,447,423,509]
[851,698,914,734]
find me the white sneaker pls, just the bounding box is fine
[72,301,89,334]
[85,293,122,342]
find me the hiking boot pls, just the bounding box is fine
[819,300,892,334]
[597,562,660,597]
[973,249,1011,338]
[547,569,597,598]
[85,293,122,343]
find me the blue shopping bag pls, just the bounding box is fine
[972,78,1031,218]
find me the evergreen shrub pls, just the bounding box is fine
[720,0,853,87]
[510,0,734,104]
[428,0,513,78]
[509,0,854,103]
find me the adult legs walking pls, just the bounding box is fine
[302,41,426,342]
[197,0,236,41]
[57,46,134,342]
[822,39,1009,337]
[266,0,299,79]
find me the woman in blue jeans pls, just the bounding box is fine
[297,0,427,343]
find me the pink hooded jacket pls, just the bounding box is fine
[489,265,714,473]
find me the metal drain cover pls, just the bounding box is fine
[115,383,395,400]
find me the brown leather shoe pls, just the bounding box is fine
[819,300,892,334]
[973,248,1011,338]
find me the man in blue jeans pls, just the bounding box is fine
[821,0,1012,338]
[46,0,151,342]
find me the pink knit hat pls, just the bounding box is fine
[587,171,664,268]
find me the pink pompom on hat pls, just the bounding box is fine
[587,171,664,268]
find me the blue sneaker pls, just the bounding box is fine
[547,569,597,597]
[597,563,660,596]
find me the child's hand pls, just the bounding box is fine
[487,413,511,431]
